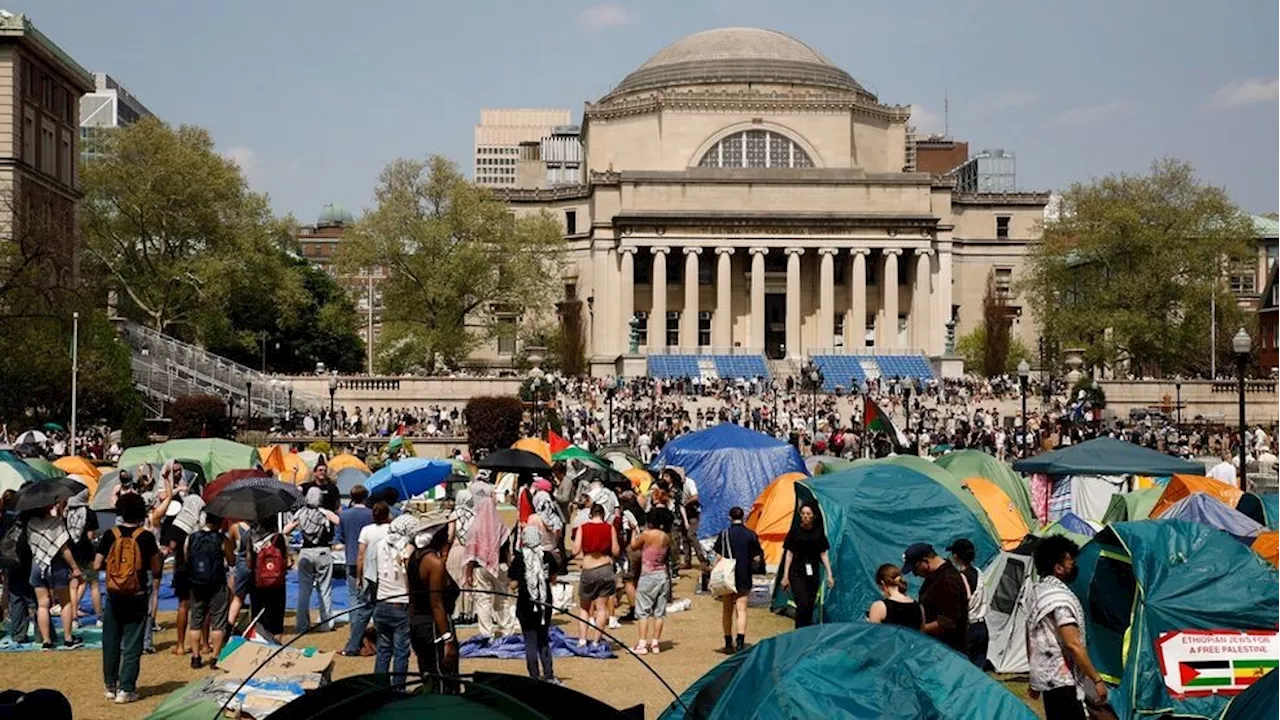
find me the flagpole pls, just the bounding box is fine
[70,311,79,457]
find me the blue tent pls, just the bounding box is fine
[660,623,1036,720]
[780,465,1000,623]
[651,424,806,538]
[1160,492,1264,545]
[365,458,454,499]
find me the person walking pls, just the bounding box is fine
[285,487,340,634]
[779,502,834,628]
[712,506,763,654]
[571,503,618,649]
[462,482,515,640]
[866,564,924,630]
[508,525,560,683]
[1027,536,1110,720]
[25,504,84,650]
[185,513,232,669]
[340,500,390,657]
[948,538,990,669]
[373,514,421,682]
[407,515,460,693]
[902,542,969,655]
[630,511,671,655]
[95,493,161,704]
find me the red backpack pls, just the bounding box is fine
[253,534,287,589]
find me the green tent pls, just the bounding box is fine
[851,455,1000,544]
[1099,487,1162,524]
[1032,520,1094,548]
[119,438,258,484]
[22,457,65,479]
[814,458,856,474]
[1069,519,1279,720]
[660,623,1036,720]
[0,449,47,482]
[937,449,1036,528]
[1013,436,1201,476]
[779,465,1000,623]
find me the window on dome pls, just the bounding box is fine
[697,130,813,169]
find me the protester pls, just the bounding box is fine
[903,542,969,655]
[947,538,990,669]
[95,493,161,704]
[462,481,515,640]
[866,564,924,629]
[1028,536,1110,720]
[780,502,834,628]
[185,513,232,669]
[338,485,374,632]
[571,503,618,649]
[149,467,196,656]
[25,504,84,649]
[446,487,477,626]
[225,520,253,630]
[2,489,35,647]
[618,490,646,621]
[248,518,289,636]
[340,500,391,657]
[301,462,341,513]
[285,487,340,634]
[712,506,763,654]
[407,514,460,693]
[374,514,421,681]
[508,525,559,683]
[630,511,671,655]
[1206,450,1238,486]
[65,489,102,627]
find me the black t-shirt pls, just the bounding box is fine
[783,524,830,572]
[71,511,100,564]
[160,520,188,570]
[96,524,160,596]
[919,561,970,654]
[301,481,341,514]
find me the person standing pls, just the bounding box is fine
[866,564,924,629]
[25,504,84,649]
[285,487,340,634]
[630,512,671,655]
[902,543,969,655]
[570,503,618,649]
[184,513,232,669]
[780,502,834,628]
[66,490,102,627]
[1207,450,1238,487]
[1,490,35,646]
[508,525,560,683]
[373,514,421,682]
[407,516,460,693]
[95,493,161,704]
[712,506,763,654]
[947,538,990,669]
[301,462,342,513]
[462,482,515,640]
[336,485,373,647]
[445,487,476,627]
[225,520,253,631]
[248,518,290,637]
[340,500,390,657]
[1027,536,1110,720]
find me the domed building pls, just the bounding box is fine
[500,27,1048,376]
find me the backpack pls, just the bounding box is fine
[187,530,226,588]
[253,534,286,589]
[106,527,144,596]
[0,521,24,571]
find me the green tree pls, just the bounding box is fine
[1025,159,1252,377]
[338,156,566,370]
[955,327,1033,376]
[981,271,1013,377]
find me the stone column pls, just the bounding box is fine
[649,246,669,349]
[913,248,933,352]
[715,247,735,347]
[817,248,837,349]
[604,246,618,355]
[785,247,804,358]
[848,248,869,351]
[682,247,702,347]
[882,249,901,349]
[749,247,768,350]
[935,237,953,355]
[591,241,612,358]
[618,247,635,349]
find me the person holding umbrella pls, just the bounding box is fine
[205,481,298,637]
[21,484,86,649]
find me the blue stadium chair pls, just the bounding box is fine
[810,355,867,392]
[711,355,769,380]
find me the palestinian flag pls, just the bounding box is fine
[864,397,909,450]
[547,430,571,455]
[1179,660,1232,688]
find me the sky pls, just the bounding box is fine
[21,0,1279,220]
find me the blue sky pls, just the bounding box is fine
[21,0,1278,220]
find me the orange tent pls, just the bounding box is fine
[1150,474,1244,519]
[54,456,101,481]
[747,472,808,567]
[328,452,370,474]
[513,437,552,465]
[278,452,311,485]
[963,476,1030,550]
[1252,531,1279,567]
[257,446,286,475]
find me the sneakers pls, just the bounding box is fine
[142,646,157,655]
[103,688,117,700]
[191,655,203,670]
[40,642,54,652]
[576,638,587,648]
[64,636,85,650]
[607,617,621,630]
[545,677,565,687]
[114,691,138,704]
[649,640,661,654]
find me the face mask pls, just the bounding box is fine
[1064,565,1079,583]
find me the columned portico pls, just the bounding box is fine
[785,247,804,357]
[848,248,869,350]
[935,237,954,353]
[912,248,933,351]
[715,247,734,346]
[749,247,767,348]
[618,247,636,346]
[818,247,837,348]
[881,249,901,349]
[649,246,669,348]
[681,247,701,347]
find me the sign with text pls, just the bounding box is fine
[1156,630,1278,697]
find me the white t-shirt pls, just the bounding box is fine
[682,477,699,501]
[1207,461,1238,487]
[358,523,389,587]
[375,535,411,603]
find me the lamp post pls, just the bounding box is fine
[1017,359,1030,458]
[328,375,338,445]
[287,382,294,427]
[606,379,617,445]
[70,311,78,457]
[1232,328,1251,493]
[1173,376,1182,429]
[528,368,544,437]
[245,380,253,423]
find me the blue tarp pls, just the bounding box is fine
[1160,492,1264,544]
[459,625,615,660]
[651,424,807,538]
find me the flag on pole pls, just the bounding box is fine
[241,609,280,646]
[547,430,571,455]
[864,397,909,450]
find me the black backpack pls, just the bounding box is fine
[0,521,23,571]
[187,530,226,587]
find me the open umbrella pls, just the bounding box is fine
[366,458,455,499]
[0,465,25,493]
[42,422,64,433]
[15,430,48,446]
[202,469,281,502]
[206,484,297,522]
[23,457,65,479]
[576,466,633,494]
[12,476,85,512]
[0,449,45,483]
[478,448,552,474]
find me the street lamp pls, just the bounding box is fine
[245,380,253,423]
[287,382,294,427]
[1017,359,1031,458]
[1173,376,1182,429]
[328,375,339,445]
[1232,328,1251,493]
[528,366,545,437]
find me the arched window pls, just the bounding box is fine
[697,130,813,169]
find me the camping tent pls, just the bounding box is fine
[963,476,1030,550]
[1149,474,1244,519]
[1236,492,1279,529]
[780,466,999,623]
[1221,668,1278,720]
[1099,487,1162,524]
[937,449,1036,528]
[1069,519,1279,720]
[1157,493,1265,545]
[659,623,1036,720]
[1251,531,1279,567]
[745,472,808,567]
[980,539,1039,674]
[1032,512,1098,547]
[851,456,999,544]
[1013,436,1201,476]
[650,424,806,538]
[118,439,258,484]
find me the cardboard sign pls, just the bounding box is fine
[219,641,334,690]
[1156,630,1279,697]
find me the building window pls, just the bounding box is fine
[59,129,72,184]
[633,251,652,284]
[996,216,1011,239]
[40,120,56,175]
[994,267,1013,297]
[22,107,35,165]
[632,311,648,346]
[1230,264,1257,294]
[666,311,680,347]
[698,130,814,168]
[866,314,877,347]
[565,210,577,235]
[698,312,712,346]
[833,314,845,347]
[698,254,712,285]
[497,317,516,356]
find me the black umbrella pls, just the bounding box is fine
[13,476,86,512]
[206,484,297,521]
[577,466,633,494]
[478,448,552,474]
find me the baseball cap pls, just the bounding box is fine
[902,543,934,574]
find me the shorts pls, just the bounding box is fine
[635,571,669,619]
[578,564,616,602]
[172,570,191,602]
[29,559,70,590]
[233,564,253,599]
[624,549,643,583]
[188,585,230,633]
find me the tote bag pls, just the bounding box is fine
[709,529,738,599]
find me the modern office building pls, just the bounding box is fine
[473,108,571,187]
[79,72,154,158]
[952,148,1016,194]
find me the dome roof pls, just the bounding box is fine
[317,202,354,227]
[606,27,868,99]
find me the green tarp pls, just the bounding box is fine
[1099,487,1162,524]
[1012,436,1201,476]
[660,623,1036,720]
[780,466,1000,623]
[851,455,1000,544]
[937,449,1036,528]
[1070,519,1279,720]
[118,439,258,483]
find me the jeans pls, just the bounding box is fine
[5,567,34,643]
[102,593,148,694]
[296,547,334,634]
[342,580,376,655]
[522,626,554,680]
[373,602,411,681]
[966,620,990,670]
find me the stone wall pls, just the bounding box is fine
[1097,379,1278,426]
[287,375,523,413]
